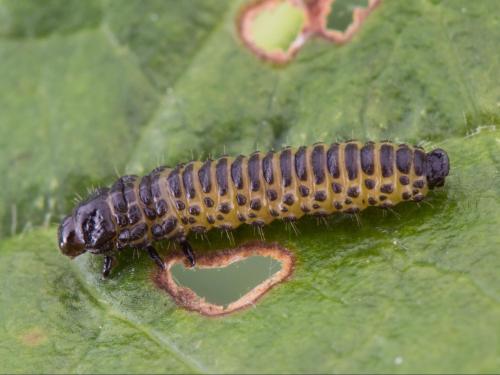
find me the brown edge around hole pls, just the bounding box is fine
[318,0,382,44]
[154,241,295,317]
[236,0,382,64]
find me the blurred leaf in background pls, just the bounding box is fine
[0,0,499,373]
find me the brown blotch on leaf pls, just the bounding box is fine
[155,242,295,317]
[237,0,381,64]
[19,328,47,347]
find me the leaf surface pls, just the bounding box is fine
[0,0,499,372]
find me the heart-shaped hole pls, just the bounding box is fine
[155,242,294,316]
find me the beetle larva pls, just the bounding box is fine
[58,141,450,277]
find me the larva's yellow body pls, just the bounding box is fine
[58,141,449,277]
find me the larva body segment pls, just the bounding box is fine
[58,141,449,277]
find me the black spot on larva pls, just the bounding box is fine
[301,205,310,213]
[151,165,166,174]
[123,181,136,206]
[334,201,343,210]
[295,146,308,181]
[368,197,377,205]
[364,179,375,189]
[379,195,387,201]
[251,220,265,228]
[188,217,196,224]
[236,193,247,206]
[280,149,292,187]
[281,206,289,212]
[191,226,206,234]
[219,224,233,231]
[396,145,412,174]
[167,167,182,198]
[312,211,327,217]
[248,153,261,192]
[115,214,128,227]
[121,175,137,184]
[413,180,425,188]
[270,209,280,217]
[155,199,168,217]
[110,178,124,193]
[176,200,186,210]
[250,199,261,210]
[414,149,426,176]
[380,144,394,178]
[332,182,342,194]
[402,191,411,200]
[380,184,393,194]
[238,213,247,222]
[163,217,178,234]
[151,224,164,238]
[198,159,212,193]
[189,205,200,216]
[203,197,214,207]
[111,191,127,213]
[344,198,352,205]
[314,191,327,201]
[361,143,375,175]
[130,223,147,241]
[248,212,257,218]
[283,216,297,222]
[262,151,274,184]
[327,143,340,178]
[380,202,393,209]
[182,163,196,199]
[347,186,360,198]
[206,215,215,224]
[150,173,162,199]
[299,185,310,197]
[312,203,320,209]
[118,229,130,243]
[312,144,326,184]
[399,175,410,185]
[128,205,142,225]
[216,158,228,196]
[231,155,244,189]
[345,207,360,214]
[219,202,231,214]
[283,193,295,205]
[413,193,424,202]
[181,217,188,225]
[266,189,278,201]
[139,175,153,206]
[345,143,359,180]
[412,189,419,195]
[110,180,127,212]
[216,214,224,221]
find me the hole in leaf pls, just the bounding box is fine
[237,0,381,63]
[155,242,294,316]
[326,0,369,32]
[171,256,282,307]
[320,0,380,43]
[238,0,308,64]
[249,1,306,53]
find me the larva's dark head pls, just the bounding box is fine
[426,148,450,189]
[58,189,116,258]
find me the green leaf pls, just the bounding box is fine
[0,0,499,372]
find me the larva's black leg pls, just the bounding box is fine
[179,238,196,267]
[146,245,165,270]
[102,256,115,278]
